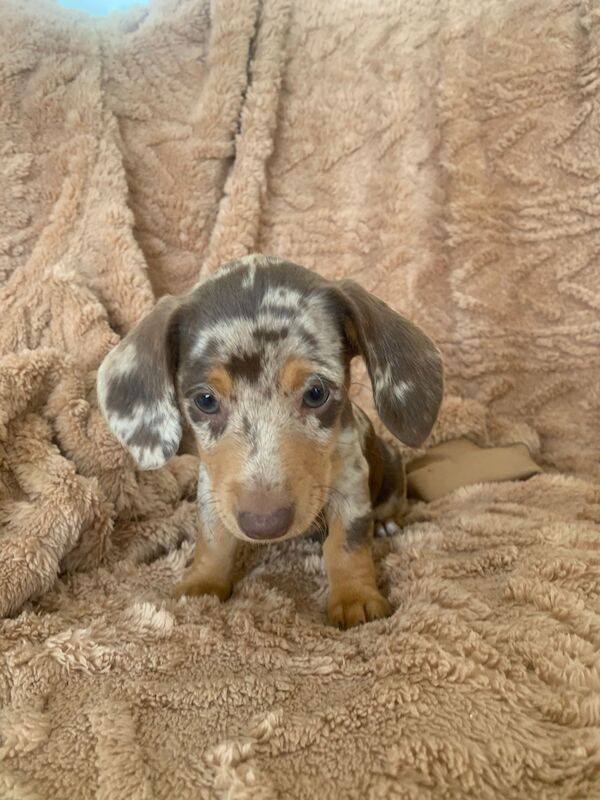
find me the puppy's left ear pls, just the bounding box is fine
[333,279,443,447]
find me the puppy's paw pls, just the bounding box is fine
[327,584,391,629]
[173,573,232,602]
[374,518,402,538]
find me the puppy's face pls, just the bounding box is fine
[176,261,350,542]
[97,256,443,543]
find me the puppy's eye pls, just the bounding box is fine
[302,380,330,409]
[194,392,220,414]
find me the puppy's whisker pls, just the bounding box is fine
[315,484,350,516]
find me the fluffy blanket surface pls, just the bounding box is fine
[1,0,599,797]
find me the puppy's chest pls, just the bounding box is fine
[347,403,405,513]
[310,403,405,535]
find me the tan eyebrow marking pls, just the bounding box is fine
[279,357,313,393]
[206,365,234,397]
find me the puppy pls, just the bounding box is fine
[97,255,443,627]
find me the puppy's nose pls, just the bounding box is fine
[236,495,294,540]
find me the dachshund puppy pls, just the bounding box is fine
[97,255,443,627]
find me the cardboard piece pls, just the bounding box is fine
[406,437,542,502]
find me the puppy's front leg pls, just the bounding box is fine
[174,467,238,601]
[174,522,238,601]
[324,444,391,628]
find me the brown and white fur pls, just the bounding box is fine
[97,255,443,628]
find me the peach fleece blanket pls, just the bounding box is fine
[0,0,599,797]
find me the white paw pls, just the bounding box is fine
[374,519,401,538]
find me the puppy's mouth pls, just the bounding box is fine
[239,529,295,543]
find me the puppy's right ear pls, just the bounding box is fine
[97,296,182,470]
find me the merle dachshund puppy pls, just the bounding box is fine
[97,255,443,627]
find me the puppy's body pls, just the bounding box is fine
[97,255,442,627]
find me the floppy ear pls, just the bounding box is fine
[96,295,182,470]
[334,279,443,447]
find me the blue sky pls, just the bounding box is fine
[57,0,149,15]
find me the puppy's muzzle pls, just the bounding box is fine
[236,490,294,540]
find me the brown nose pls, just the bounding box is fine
[236,493,294,540]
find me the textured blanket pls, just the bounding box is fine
[1,0,600,797]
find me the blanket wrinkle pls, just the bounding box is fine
[0,0,600,797]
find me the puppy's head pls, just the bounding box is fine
[97,256,443,543]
